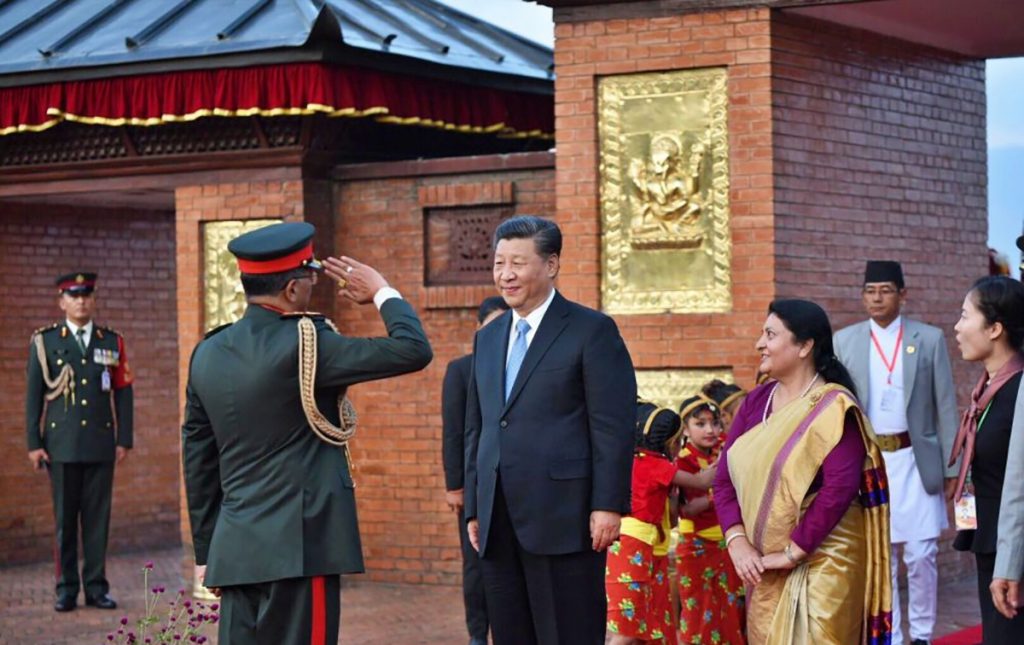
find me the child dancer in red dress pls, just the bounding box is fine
[607,401,685,644]
[675,395,746,645]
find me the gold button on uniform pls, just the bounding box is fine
[81,359,87,365]
[57,359,64,366]
[50,422,56,428]
[81,378,88,385]
[81,399,88,406]
[81,420,87,427]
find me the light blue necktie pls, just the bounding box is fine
[505,319,531,402]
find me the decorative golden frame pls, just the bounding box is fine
[599,68,731,314]
[635,368,735,411]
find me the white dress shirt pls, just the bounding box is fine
[506,288,557,364]
[867,315,909,434]
[65,319,94,349]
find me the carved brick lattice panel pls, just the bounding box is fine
[425,205,513,285]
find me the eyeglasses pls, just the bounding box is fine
[862,287,899,297]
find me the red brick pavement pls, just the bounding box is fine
[0,547,468,644]
[0,545,981,644]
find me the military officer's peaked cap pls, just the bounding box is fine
[56,271,97,295]
[228,222,323,274]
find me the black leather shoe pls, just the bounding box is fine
[54,594,76,612]
[85,593,117,609]
[910,640,930,645]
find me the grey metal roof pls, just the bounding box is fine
[0,0,553,85]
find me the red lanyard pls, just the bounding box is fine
[870,324,903,385]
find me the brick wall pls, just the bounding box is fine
[333,154,555,583]
[771,12,988,400]
[553,7,776,386]
[770,11,988,577]
[0,204,179,565]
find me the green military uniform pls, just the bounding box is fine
[182,222,432,644]
[25,273,133,607]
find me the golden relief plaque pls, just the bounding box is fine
[202,219,282,331]
[599,68,731,314]
[636,368,734,411]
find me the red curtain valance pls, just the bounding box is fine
[0,62,553,139]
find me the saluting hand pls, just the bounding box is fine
[323,256,388,305]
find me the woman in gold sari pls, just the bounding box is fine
[713,299,892,644]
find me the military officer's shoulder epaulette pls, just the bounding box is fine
[280,311,339,333]
[279,311,326,320]
[94,324,123,340]
[203,322,234,339]
[30,323,61,339]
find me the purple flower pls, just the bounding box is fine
[210,604,219,611]
[144,561,154,570]
[107,635,114,642]
[120,617,129,626]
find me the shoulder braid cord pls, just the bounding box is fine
[297,316,358,480]
[33,333,75,436]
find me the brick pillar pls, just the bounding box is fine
[554,7,776,383]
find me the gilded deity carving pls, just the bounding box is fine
[628,131,710,249]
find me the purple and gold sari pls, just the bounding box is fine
[726,383,892,645]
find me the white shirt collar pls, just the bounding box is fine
[65,319,94,337]
[511,288,556,335]
[869,315,902,336]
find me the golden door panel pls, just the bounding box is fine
[202,219,282,331]
[599,68,731,314]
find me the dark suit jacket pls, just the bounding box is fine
[442,354,472,492]
[182,300,432,587]
[464,291,636,556]
[26,322,133,462]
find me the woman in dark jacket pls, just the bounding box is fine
[950,276,1024,643]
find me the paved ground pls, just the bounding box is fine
[0,545,982,644]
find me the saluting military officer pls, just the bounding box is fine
[182,222,432,645]
[26,272,134,613]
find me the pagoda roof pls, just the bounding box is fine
[0,0,554,90]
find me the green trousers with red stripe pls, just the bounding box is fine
[219,575,340,645]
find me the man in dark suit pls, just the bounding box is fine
[182,222,432,645]
[442,296,509,645]
[26,272,133,612]
[464,216,637,645]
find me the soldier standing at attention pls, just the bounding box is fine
[182,222,432,645]
[26,272,134,613]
